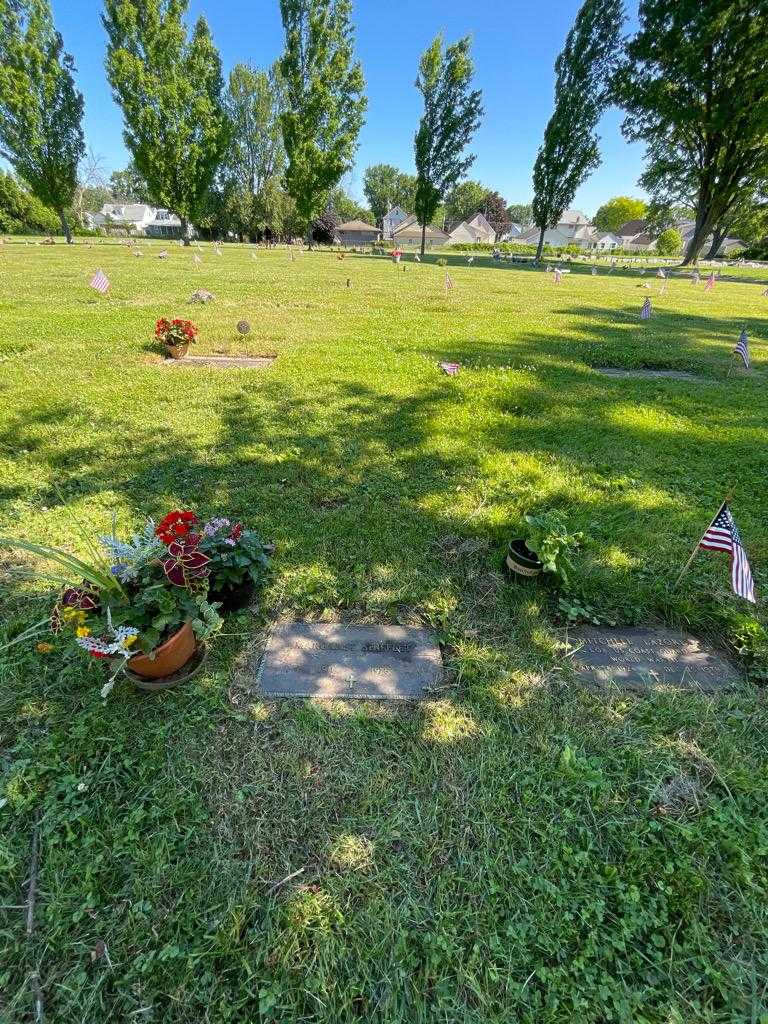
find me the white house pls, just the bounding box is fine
[85,203,192,239]
[448,212,496,245]
[382,206,410,240]
[392,215,449,248]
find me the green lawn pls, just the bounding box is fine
[1,238,767,1023]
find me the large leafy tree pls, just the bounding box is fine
[593,195,647,232]
[103,0,229,244]
[362,163,417,225]
[483,190,509,239]
[278,0,367,244]
[109,162,149,203]
[531,0,623,260]
[445,179,486,228]
[413,35,483,255]
[0,0,85,243]
[222,62,288,240]
[506,202,533,228]
[614,0,768,265]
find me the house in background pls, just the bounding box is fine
[335,219,381,246]
[85,203,191,239]
[448,212,496,245]
[393,215,449,247]
[500,223,524,241]
[382,206,410,240]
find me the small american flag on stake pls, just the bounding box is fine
[414,253,421,263]
[640,296,651,319]
[89,269,110,294]
[444,272,454,295]
[734,327,750,368]
[704,272,715,292]
[553,268,562,284]
[439,361,460,376]
[698,502,756,603]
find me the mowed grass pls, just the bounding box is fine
[1,238,768,1023]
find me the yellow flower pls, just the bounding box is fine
[123,634,137,647]
[62,608,86,625]
[36,642,53,654]
[76,626,91,638]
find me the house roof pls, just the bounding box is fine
[336,219,379,232]
[559,209,589,224]
[617,219,648,237]
[630,232,654,245]
[394,220,448,239]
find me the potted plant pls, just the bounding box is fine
[0,511,222,697]
[505,511,583,585]
[155,317,198,359]
[197,517,271,612]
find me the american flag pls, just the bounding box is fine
[444,272,454,294]
[734,328,750,368]
[657,268,666,279]
[89,269,110,294]
[439,361,460,376]
[591,266,597,276]
[193,254,202,265]
[640,297,651,319]
[553,268,562,284]
[692,270,700,285]
[704,272,715,291]
[414,253,421,263]
[699,502,756,603]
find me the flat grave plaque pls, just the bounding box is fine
[162,355,275,369]
[256,623,443,700]
[567,626,741,692]
[595,367,705,382]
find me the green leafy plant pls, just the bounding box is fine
[525,510,583,586]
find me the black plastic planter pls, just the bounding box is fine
[208,578,256,613]
[504,539,544,579]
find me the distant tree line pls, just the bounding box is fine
[0,0,765,260]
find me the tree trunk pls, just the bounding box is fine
[535,226,545,262]
[705,227,724,260]
[682,204,719,265]
[58,208,72,244]
[180,216,191,246]
[420,221,426,257]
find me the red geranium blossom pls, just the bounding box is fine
[156,510,199,544]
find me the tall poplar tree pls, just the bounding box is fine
[413,35,483,256]
[278,0,366,245]
[0,0,85,243]
[531,0,623,261]
[614,0,768,265]
[103,0,229,244]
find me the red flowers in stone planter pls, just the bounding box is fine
[156,318,198,358]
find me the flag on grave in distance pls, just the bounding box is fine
[439,361,460,376]
[657,268,666,278]
[414,253,421,263]
[89,269,110,294]
[553,268,562,284]
[734,328,750,368]
[444,272,454,294]
[640,297,651,319]
[193,254,202,265]
[591,265,597,276]
[692,270,701,285]
[699,502,756,603]
[705,272,715,291]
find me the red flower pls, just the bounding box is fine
[229,523,243,543]
[156,510,199,544]
[162,538,210,587]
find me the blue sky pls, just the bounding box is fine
[51,0,645,217]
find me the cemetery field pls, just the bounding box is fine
[2,240,768,1022]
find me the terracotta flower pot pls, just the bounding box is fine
[128,621,197,679]
[166,342,189,359]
